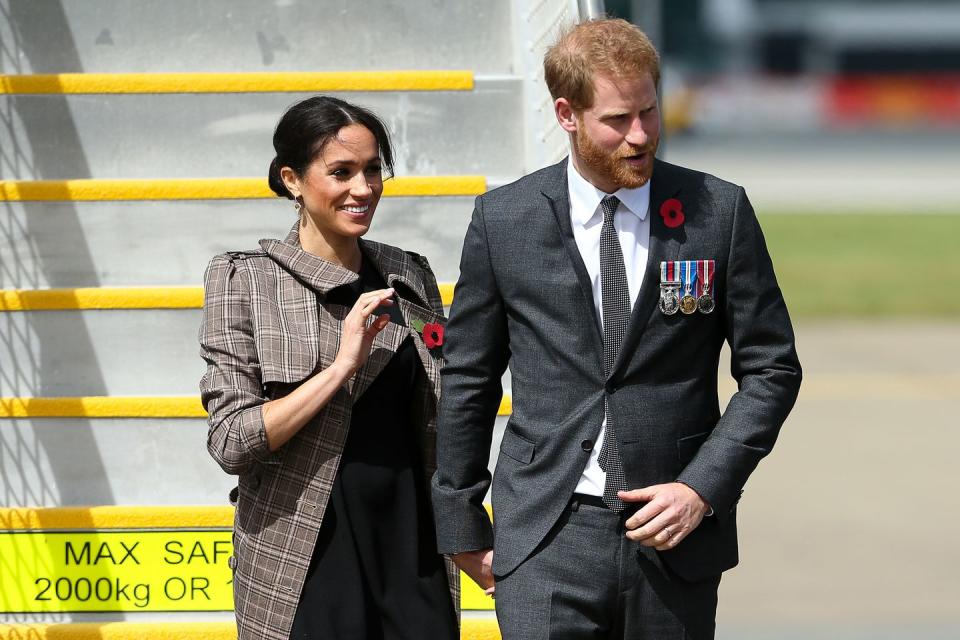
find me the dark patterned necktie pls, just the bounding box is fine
[598,195,629,511]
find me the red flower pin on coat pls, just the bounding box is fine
[659,198,685,229]
[423,323,444,349]
[411,319,444,352]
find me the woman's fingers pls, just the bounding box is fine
[353,288,395,321]
[365,313,390,336]
[343,289,394,330]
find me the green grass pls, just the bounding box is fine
[759,214,960,318]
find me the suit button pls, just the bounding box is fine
[581,439,594,452]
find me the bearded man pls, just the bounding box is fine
[432,19,801,640]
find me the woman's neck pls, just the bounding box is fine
[298,218,362,273]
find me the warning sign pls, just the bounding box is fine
[0,530,494,612]
[0,530,233,613]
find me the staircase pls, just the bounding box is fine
[0,0,601,637]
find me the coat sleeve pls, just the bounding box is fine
[199,254,281,475]
[677,187,802,522]
[431,196,510,553]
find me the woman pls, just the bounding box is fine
[199,96,458,640]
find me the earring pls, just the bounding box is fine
[293,198,302,214]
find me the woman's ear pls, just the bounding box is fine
[279,166,301,199]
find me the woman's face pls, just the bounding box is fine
[284,124,384,239]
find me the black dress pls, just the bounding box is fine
[289,257,457,640]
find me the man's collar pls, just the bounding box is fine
[567,157,651,227]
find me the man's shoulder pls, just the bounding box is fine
[478,160,565,207]
[654,158,744,201]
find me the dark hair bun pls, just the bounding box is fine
[268,96,394,203]
[267,157,293,200]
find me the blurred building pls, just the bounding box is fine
[610,0,960,133]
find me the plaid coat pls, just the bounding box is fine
[199,223,458,640]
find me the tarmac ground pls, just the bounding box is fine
[714,321,960,638]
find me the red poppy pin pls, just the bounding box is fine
[659,198,685,229]
[411,319,444,352]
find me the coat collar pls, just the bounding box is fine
[260,222,432,309]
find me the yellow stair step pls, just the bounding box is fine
[0,394,511,418]
[0,284,456,310]
[0,176,485,201]
[0,71,474,95]
[0,620,501,639]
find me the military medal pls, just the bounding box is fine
[679,260,697,315]
[697,259,715,314]
[659,261,680,315]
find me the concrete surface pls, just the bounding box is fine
[663,131,960,213]
[0,197,476,289]
[0,81,524,180]
[714,321,960,631]
[0,0,514,74]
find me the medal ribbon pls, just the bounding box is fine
[697,259,714,296]
[661,260,680,283]
[681,260,696,295]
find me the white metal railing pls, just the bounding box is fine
[512,0,605,172]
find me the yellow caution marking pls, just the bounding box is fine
[0,621,500,639]
[0,623,239,640]
[0,71,474,95]
[0,176,486,201]
[0,395,512,418]
[438,283,455,306]
[0,506,234,530]
[0,507,497,615]
[0,396,206,419]
[0,505,490,532]
[0,284,454,310]
[0,287,203,311]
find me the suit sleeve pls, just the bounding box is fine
[198,255,280,475]
[432,196,510,553]
[677,187,802,522]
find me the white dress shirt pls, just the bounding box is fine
[567,159,652,496]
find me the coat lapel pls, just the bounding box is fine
[260,223,439,400]
[541,159,605,352]
[360,239,446,400]
[610,159,683,379]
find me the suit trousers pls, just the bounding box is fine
[494,495,721,640]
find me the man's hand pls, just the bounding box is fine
[453,548,495,596]
[620,483,710,551]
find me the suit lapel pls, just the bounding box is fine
[610,160,683,379]
[542,160,605,351]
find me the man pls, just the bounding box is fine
[432,19,801,639]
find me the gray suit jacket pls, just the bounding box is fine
[200,223,457,639]
[432,158,801,582]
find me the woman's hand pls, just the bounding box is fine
[332,288,395,377]
[453,548,495,594]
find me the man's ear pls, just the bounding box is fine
[555,98,578,134]
[279,166,301,199]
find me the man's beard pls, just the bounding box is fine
[574,126,658,190]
